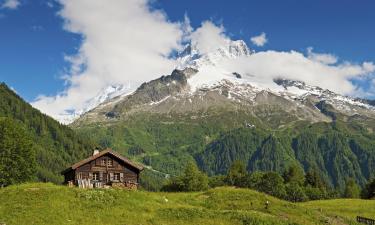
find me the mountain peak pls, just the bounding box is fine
[176,39,252,69]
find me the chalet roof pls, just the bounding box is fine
[62,149,144,174]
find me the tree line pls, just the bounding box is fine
[0,83,96,185]
[162,160,375,202]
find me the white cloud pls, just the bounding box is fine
[188,23,374,96]
[33,0,184,122]
[307,47,338,65]
[189,21,227,54]
[32,3,375,122]
[1,0,20,9]
[250,32,267,47]
[221,50,374,95]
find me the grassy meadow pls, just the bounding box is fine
[0,183,373,225]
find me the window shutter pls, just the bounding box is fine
[120,173,124,182]
[110,172,114,181]
[99,172,103,181]
[89,172,93,180]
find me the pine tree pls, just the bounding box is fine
[305,167,326,190]
[361,178,375,199]
[0,118,36,186]
[162,161,208,192]
[181,161,209,191]
[285,182,307,202]
[226,160,247,187]
[257,172,286,199]
[343,178,360,198]
[283,164,305,185]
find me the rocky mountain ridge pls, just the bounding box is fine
[73,40,375,127]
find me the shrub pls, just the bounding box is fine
[208,175,226,188]
[343,178,360,198]
[361,178,375,199]
[162,161,208,192]
[304,186,327,200]
[285,182,307,202]
[283,164,305,185]
[256,172,286,199]
[225,160,247,187]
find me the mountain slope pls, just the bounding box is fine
[72,41,375,189]
[0,83,96,183]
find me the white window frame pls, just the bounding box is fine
[93,172,99,181]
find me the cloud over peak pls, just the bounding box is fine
[34,0,184,122]
[189,21,227,54]
[32,1,375,123]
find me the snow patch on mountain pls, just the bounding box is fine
[175,40,375,114]
[176,39,252,69]
[59,84,135,124]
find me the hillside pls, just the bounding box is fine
[0,183,372,225]
[71,41,375,190]
[0,83,96,183]
[74,108,375,190]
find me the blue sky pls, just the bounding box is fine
[1,0,375,105]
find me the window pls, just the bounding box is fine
[101,159,106,166]
[113,173,120,181]
[93,172,99,181]
[107,159,113,167]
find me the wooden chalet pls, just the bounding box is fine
[61,149,143,189]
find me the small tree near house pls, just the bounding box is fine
[162,161,208,192]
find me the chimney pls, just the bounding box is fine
[93,149,100,156]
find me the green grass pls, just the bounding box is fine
[0,183,371,225]
[301,198,375,222]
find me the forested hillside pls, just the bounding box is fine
[0,83,96,183]
[198,121,375,188]
[75,110,375,191]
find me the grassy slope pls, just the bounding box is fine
[0,183,370,225]
[301,199,375,222]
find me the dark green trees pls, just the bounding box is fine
[0,118,36,186]
[304,168,328,200]
[362,178,375,199]
[283,164,305,185]
[256,172,286,199]
[285,182,308,202]
[0,83,96,183]
[283,165,307,202]
[225,160,247,186]
[162,161,208,192]
[343,178,360,198]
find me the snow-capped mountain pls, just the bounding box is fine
[176,39,252,69]
[71,39,375,125]
[59,84,135,124]
[61,40,252,124]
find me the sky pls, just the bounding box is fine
[1,0,375,121]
